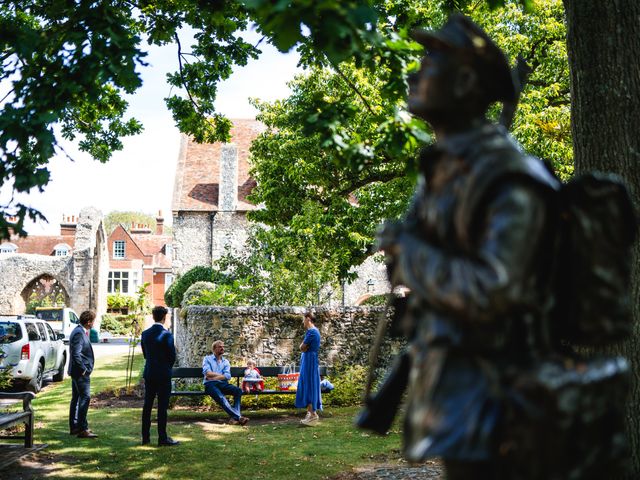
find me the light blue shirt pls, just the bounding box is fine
[202,354,231,384]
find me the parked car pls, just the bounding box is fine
[0,315,67,393]
[34,306,80,341]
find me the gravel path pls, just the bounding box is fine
[330,460,444,479]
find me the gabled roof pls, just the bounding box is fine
[1,235,76,256]
[172,119,265,213]
[130,234,173,269]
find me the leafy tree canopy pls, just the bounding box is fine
[247,0,569,281]
[1,0,532,240]
[103,210,171,235]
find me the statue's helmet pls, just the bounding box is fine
[411,14,517,104]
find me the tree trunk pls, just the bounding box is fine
[563,0,640,476]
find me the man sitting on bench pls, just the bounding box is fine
[202,340,249,426]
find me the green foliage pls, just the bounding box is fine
[107,293,136,312]
[103,211,171,235]
[182,281,218,307]
[209,229,340,306]
[0,0,548,241]
[0,1,144,237]
[360,294,387,306]
[165,266,223,308]
[101,313,142,336]
[322,365,368,407]
[245,1,570,279]
[25,290,65,314]
[106,283,151,336]
[0,348,13,390]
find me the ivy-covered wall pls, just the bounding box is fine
[174,305,403,370]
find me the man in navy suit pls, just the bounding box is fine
[68,310,97,438]
[141,306,178,446]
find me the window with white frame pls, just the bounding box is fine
[108,271,130,294]
[53,243,70,256]
[165,274,174,292]
[131,270,140,293]
[113,240,125,259]
[0,243,17,254]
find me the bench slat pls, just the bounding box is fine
[0,411,32,429]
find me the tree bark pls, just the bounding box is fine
[563,0,640,476]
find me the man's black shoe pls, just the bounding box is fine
[141,438,151,445]
[70,428,81,435]
[158,437,179,447]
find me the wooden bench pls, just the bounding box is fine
[0,391,47,470]
[171,366,329,397]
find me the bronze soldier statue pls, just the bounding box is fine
[358,14,631,480]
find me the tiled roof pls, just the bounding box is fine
[172,119,265,212]
[130,234,171,257]
[2,235,75,256]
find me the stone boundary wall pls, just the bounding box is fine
[175,306,404,370]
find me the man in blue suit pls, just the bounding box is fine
[68,310,97,438]
[141,306,178,446]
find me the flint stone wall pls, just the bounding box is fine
[175,306,403,369]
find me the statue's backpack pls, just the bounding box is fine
[551,172,636,346]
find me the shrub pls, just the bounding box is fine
[322,364,368,407]
[181,281,217,308]
[101,314,142,336]
[0,349,13,390]
[107,293,136,313]
[165,266,222,307]
[360,294,387,306]
[184,281,243,307]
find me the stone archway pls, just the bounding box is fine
[20,274,71,314]
[354,294,372,306]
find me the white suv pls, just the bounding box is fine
[0,315,67,393]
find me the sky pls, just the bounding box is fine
[9,30,301,235]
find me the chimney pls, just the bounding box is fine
[131,223,152,235]
[60,214,77,236]
[219,144,238,211]
[156,210,164,235]
[4,215,18,236]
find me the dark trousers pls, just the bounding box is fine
[142,376,171,441]
[69,375,91,431]
[205,381,242,420]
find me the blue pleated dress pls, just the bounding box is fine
[295,326,322,411]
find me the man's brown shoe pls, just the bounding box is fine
[238,416,249,426]
[77,430,98,438]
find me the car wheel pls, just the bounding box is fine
[28,362,44,393]
[52,353,66,382]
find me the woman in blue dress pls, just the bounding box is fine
[295,312,322,426]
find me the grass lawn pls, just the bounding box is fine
[3,350,404,479]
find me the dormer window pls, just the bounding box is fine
[164,244,172,258]
[0,243,17,254]
[53,243,71,257]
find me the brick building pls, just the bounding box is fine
[106,214,172,307]
[1,211,172,313]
